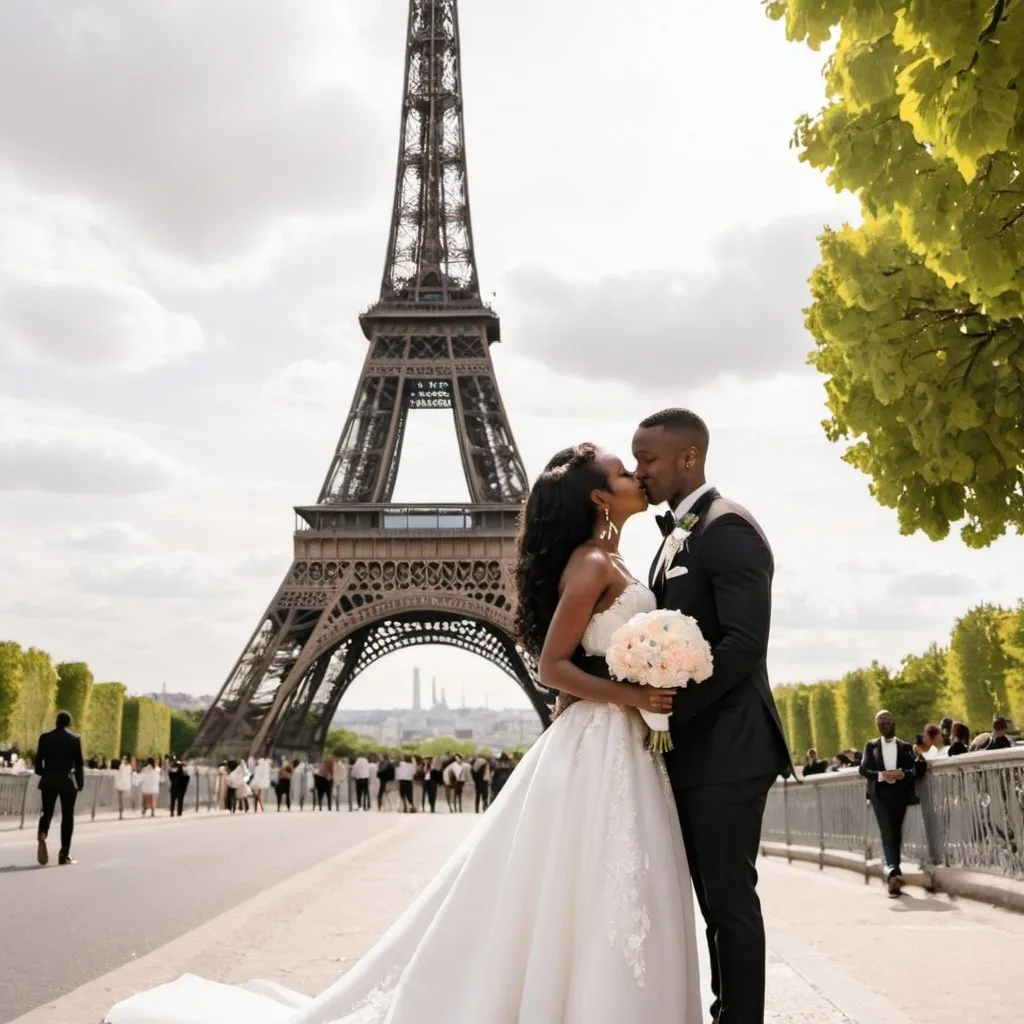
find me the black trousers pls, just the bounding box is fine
[399,779,414,810]
[472,771,489,812]
[675,774,774,1024]
[39,782,78,858]
[870,790,909,877]
[355,777,370,809]
[423,778,438,812]
[275,778,291,809]
[453,780,464,812]
[315,775,332,810]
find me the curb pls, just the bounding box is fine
[760,841,1024,914]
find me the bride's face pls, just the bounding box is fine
[593,452,648,520]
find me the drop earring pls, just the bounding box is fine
[600,504,619,541]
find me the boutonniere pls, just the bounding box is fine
[663,512,700,564]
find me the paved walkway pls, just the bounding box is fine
[5,814,1022,1023]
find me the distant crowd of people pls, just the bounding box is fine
[799,714,1017,777]
[248,751,525,815]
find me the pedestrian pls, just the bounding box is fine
[860,710,927,897]
[139,757,160,816]
[275,760,293,811]
[168,756,190,816]
[115,753,135,819]
[34,711,85,866]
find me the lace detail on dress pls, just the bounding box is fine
[604,714,651,987]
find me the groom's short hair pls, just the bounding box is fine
[639,408,709,452]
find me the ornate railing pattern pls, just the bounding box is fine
[762,748,1024,880]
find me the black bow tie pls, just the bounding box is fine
[656,511,675,537]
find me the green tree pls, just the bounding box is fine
[837,664,885,750]
[85,683,126,761]
[121,696,170,759]
[765,0,1024,546]
[948,603,1011,730]
[809,682,842,759]
[10,648,58,752]
[0,642,24,744]
[56,662,94,733]
[999,602,1024,728]
[786,686,814,760]
[880,643,946,734]
[170,709,203,755]
[773,686,794,752]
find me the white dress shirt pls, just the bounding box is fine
[396,761,415,782]
[879,736,898,780]
[351,757,370,780]
[654,482,716,581]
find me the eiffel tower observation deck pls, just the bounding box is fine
[190,0,544,761]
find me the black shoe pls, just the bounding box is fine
[58,854,76,865]
[886,873,903,897]
[37,832,48,866]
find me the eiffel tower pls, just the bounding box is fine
[191,0,547,760]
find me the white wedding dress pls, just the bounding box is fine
[106,582,701,1024]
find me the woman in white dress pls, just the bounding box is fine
[105,443,701,1024]
[114,754,135,819]
[251,757,272,812]
[138,758,159,817]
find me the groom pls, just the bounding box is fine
[633,408,791,1024]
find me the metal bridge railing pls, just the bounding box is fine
[762,748,1024,881]
[0,767,223,831]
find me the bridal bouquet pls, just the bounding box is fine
[605,609,713,752]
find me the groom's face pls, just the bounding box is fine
[632,425,691,505]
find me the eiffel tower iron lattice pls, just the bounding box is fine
[191,0,546,760]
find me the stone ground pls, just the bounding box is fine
[3,811,1022,1023]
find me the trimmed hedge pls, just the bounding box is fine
[0,642,24,745]
[56,662,94,734]
[85,683,126,761]
[120,697,171,760]
[786,687,814,760]
[809,683,841,761]
[169,710,199,755]
[12,648,58,752]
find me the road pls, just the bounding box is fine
[0,808,405,1022]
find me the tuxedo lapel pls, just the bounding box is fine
[651,487,721,587]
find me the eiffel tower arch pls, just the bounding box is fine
[191,0,548,760]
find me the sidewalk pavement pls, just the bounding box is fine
[9,816,1023,1024]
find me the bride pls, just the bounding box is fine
[106,443,701,1024]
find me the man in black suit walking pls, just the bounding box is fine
[634,408,791,1024]
[34,711,85,866]
[859,709,926,897]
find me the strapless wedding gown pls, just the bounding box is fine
[106,582,700,1024]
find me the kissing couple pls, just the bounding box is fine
[107,407,792,1024]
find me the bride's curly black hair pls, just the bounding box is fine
[513,443,609,658]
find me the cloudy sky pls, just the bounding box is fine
[0,0,1018,714]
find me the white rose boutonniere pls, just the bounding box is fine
[662,511,700,566]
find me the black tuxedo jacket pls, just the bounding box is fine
[650,488,791,788]
[859,737,925,802]
[35,727,85,791]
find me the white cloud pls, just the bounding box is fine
[0,1,389,261]
[0,276,204,371]
[57,522,154,553]
[0,399,195,495]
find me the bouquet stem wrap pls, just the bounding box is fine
[605,609,714,754]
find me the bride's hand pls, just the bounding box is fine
[629,686,677,714]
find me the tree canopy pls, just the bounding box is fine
[765,0,1024,545]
